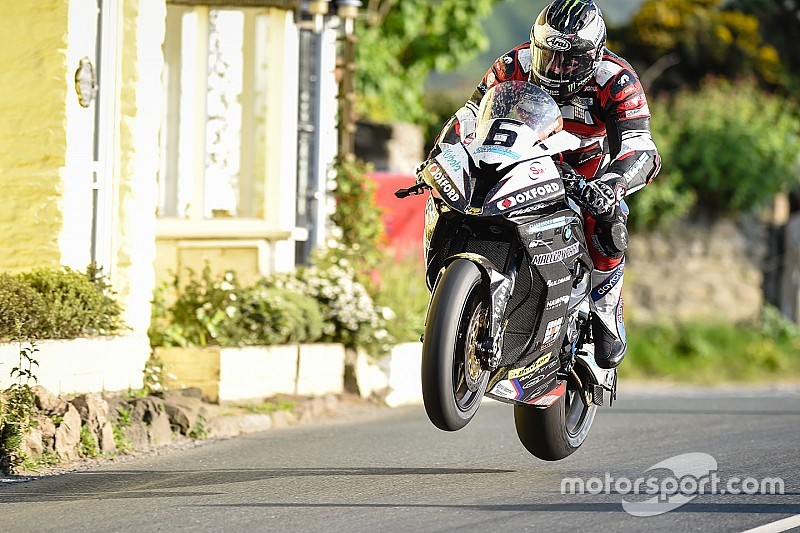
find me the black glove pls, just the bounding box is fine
[414,160,429,184]
[580,173,627,219]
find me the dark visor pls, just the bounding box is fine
[532,43,594,82]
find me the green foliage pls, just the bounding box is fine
[0,338,38,473]
[115,406,132,427]
[78,425,100,459]
[149,266,325,348]
[372,254,429,344]
[267,253,393,358]
[230,398,296,416]
[21,451,59,473]
[0,275,48,340]
[357,0,501,122]
[621,316,800,383]
[187,414,209,440]
[612,0,783,93]
[0,264,125,341]
[330,157,384,277]
[730,0,800,91]
[652,79,800,216]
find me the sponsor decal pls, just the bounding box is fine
[494,282,511,319]
[427,162,460,203]
[591,262,625,301]
[465,207,482,215]
[623,153,650,183]
[486,72,496,86]
[563,225,573,241]
[542,317,563,346]
[502,55,513,65]
[531,242,579,266]
[529,380,566,407]
[527,216,569,233]
[475,145,521,160]
[489,381,518,400]
[618,74,631,86]
[523,379,556,403]
[530,161,546,177]
[497,182,561,212]
[508,353,553,379]
[545,295,570,311]
[625,105,650,119]
[519,359,559,388]
[528,238,554,248]
[618,93,646,111]
[547,275,571,288]
[546,35,572,51]
[440,148,462,173]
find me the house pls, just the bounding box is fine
[0,0,356,367]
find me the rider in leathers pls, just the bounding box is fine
[428,0,661,369]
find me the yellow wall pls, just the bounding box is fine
[0,1,69,270]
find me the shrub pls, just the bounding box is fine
[265,255,393,358]
[650,79,800,216]
[149,267,326,348]
[0,274,48,340]
[0,265,124,341]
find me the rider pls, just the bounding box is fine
[428,0,661,369]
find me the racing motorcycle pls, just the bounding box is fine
[395,81,617,461]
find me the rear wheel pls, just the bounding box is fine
[422,259,490,431]
[513,380,597,460]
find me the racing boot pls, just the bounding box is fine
[590,260,626,369]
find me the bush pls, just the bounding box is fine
[649,79,800,217]
[0,265,124,341]
[149,267,326,348]
[621,311,800,383]
[266,253,393,358]
[372,254,429,344]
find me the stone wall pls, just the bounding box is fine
[625,219,765,324]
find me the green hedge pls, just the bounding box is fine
[0,265,125,341]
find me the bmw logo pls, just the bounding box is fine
[563,226,573,241]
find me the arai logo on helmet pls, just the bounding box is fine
[546,35,572,51]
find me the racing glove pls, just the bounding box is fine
[580,173,627,219]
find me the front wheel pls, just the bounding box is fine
[422,259,490,431]
[513,383,597,460]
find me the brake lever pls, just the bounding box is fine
[394,183,429,199]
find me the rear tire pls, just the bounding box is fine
[514,385,597,460]
[422,259,490,431]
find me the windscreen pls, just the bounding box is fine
[475,81,563,141]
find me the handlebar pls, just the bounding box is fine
[394,182,430,199]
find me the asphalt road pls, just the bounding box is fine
[1,387,799,533]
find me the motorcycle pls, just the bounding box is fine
[395,81,617,461]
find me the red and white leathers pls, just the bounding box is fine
[437,43,661,367]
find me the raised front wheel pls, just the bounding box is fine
[421,259,490,431]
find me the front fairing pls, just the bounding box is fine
[422,81,580,217]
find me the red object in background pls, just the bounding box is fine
[369,173,427,259]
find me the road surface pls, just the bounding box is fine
[1,387,799,532]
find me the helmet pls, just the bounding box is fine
[530,0,606,102]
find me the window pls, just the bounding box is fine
[159,5,271,219]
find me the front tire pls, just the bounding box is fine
[514,384,597,460]
[422,259,490,431]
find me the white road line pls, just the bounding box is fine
[740,514,800,533]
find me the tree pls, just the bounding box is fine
[642,79,800,219]
[610,0,783,94]
[729,0,800,91]
[356,0,501,123]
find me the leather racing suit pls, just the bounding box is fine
[436,43,661,365]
